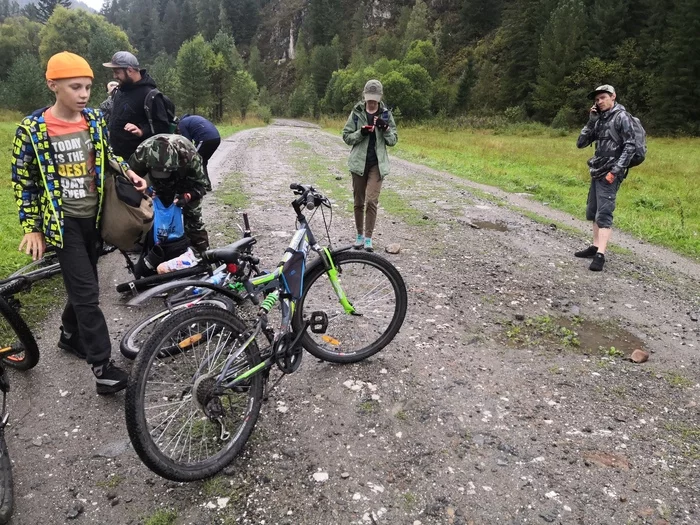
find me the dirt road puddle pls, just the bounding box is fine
[504,315,645,356]
[471,220,509,231]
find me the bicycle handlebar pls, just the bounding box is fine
[289,183,331,213]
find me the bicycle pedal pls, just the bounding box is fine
[309,311,328,334]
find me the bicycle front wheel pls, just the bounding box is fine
[297,250,407,363]
[125,305,264,482]
[120,296,236,360]
[0,429,13,524]
[0,295,40,371]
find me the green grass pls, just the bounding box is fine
[96,474,124,489]
[389,127,700,258]
[323,118,700,257]
[217,171,249,211]
[143,509,177,525]
[216,116,266,138]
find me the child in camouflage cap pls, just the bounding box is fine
[129,134,210,253]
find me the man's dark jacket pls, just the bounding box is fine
[576,103,636,179]
[178,115,220,143]
[108,70,169,159]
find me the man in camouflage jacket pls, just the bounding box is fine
[575,84,636,272]
[129,134,210,252]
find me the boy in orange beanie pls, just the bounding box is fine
[11,51,146,394]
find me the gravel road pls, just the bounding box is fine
[6,120,699,525]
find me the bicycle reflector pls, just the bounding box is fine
[226,263,238,274]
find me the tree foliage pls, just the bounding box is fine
[36,0,71,24]
[176,34,214,114]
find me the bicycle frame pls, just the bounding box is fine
[128,185,359,391]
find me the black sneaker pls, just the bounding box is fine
[58,327,87,360]
[589,253,605,272]
[93,361,128,395]
[575,245,598,258]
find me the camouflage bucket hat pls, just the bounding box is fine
[148,136,180,178]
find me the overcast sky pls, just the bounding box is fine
[81,0,105,11]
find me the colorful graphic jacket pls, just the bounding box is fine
[11,107,129,248]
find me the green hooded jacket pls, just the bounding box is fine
[342,102,398,179]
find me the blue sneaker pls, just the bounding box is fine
[364,238,374,252]
[353,234,364,249]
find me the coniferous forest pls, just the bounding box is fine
[0,0,698,134]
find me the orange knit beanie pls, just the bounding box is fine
[45,52,94,80]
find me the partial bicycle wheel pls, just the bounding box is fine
[297,250,407,363]
[8,253,60,279]
[125,306,264,482]
[0,429,13,524]
[120,296,236,360]
[115,265,210,294]
[0,295,40,371]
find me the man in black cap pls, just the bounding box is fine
[103,51,170,159]
[575,84,636,272]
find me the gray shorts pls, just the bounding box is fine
[586,176,622,228]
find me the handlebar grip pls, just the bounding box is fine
[306,201,315,211]
[243,213,251,233]
[290,183,301,190]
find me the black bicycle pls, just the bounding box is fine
[0,250,62,371]
[124,184,408,481]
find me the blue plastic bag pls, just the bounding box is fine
[152,196,185,244]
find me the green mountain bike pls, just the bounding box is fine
[124,183,408,481]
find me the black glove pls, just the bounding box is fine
[360,125,374,136]
[376,117,388,131]
[173,192,191,208]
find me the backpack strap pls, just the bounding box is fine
[144,88,161,135]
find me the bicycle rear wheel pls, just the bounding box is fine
[296,250,407,364]
[0,428,13,524]
[120,296,236,360]
[0,295,40,371]
[125,306,264,482]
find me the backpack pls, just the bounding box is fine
[607,110,647,167]
[144,88,178,135]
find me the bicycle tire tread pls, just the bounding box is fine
[297,250,407,364]
[0,431,14,524]
[125,305,264,481]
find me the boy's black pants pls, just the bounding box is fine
[56,216,111,365]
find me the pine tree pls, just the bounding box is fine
[652,0,700,133]
[2,53,50,113]
[247,45,265,88]
[209,30,240,120]
[531,0,588,121]
[176,34,214,114]
[307,0,341,47]
[459,0,504,43]
[496,0,558,111]
[589,0,629,56]
[37,0,71,24]
[195,0,220,40]
[402,0,430,53]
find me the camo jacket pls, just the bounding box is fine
[11,107,130,248]
[128,134,208,204]
[576,103,636,179]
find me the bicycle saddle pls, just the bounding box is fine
[203,238,256,264]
